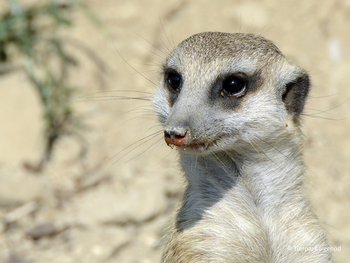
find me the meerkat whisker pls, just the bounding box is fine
[107,130,162,167]
[300,114,349,121]
[78,96,152,102]
[115,49,158,87]
[125,137,164,164]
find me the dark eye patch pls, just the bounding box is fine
[208,72,254,109]
[166,70,182,93]
[221,75,247,98]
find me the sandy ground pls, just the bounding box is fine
[0,0,349,262]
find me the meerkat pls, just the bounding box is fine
[153,32,333,262]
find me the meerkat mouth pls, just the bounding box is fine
[178,139,221,153]
[166,140,213,152]
[178,134,239,153]
[164,130,234,153]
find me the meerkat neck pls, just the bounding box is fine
[163,134,331,262]
[177,133,306,227]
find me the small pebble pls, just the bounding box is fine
[26,222,57,240]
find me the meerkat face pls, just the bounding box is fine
[153,32,309,154]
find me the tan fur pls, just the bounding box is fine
[153,32,333,262]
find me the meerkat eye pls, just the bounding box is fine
[166,71,182,93]
[222,76,247,98]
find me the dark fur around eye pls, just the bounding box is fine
[166,70,182,93]
[222,75,247,98]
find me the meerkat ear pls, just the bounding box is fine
[281,71,310,115]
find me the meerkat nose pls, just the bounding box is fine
[164,131,189,147]
[164,127,190,147]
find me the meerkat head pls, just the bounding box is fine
[153,32,309,154]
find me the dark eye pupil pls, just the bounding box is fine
[167,72,181,92]
[222,76,246,96]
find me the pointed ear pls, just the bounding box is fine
[282,73,310,115]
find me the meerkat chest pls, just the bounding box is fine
[164,182,271,262]
[164,178,332,263]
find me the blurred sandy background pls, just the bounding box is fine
[0,0,349,262]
